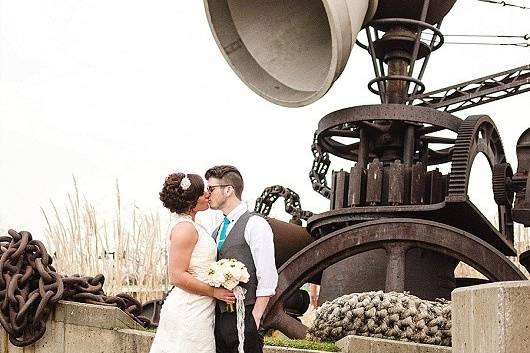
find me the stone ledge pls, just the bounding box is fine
[337,335,451,353]
[452,280,530,353]
[0,301,458,353]
[115,329,331,353]
[118,329,154,352]
[264,347,330,353]
[53,300,144,331]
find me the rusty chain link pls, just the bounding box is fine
[309,132,331,199]
[254,185,313,223]
[0,229,155,347]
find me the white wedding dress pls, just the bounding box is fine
[149,215,217,353]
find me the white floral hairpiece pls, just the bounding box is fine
[180,175,192,190]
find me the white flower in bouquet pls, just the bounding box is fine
[206,259,250,310]
[207,263,226,287]
[207,258,249,289]
[231,260,250,283]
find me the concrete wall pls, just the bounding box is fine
[0,301,329,353]
[337,336,451,353]
[452,281,530,353]
[0,300,460,353]
[0,301,149,353]
[5,282,530,353]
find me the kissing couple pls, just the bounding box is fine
[149,165,278,353]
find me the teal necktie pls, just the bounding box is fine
[217,216,230,251]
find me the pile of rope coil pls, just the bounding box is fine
[0,229,154,347]
[308,291,451,346]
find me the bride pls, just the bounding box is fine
[149,172,235,353]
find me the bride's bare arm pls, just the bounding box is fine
[169,222,235,303]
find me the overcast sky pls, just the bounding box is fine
[1,0,529,237]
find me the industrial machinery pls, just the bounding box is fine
[204,0,530,338]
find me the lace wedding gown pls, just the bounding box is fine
[149,215,217,353]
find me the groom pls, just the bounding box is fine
[205,165,278,353]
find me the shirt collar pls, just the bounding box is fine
[225,202,247,222]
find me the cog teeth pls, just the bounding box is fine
[492,163,514,206]
[448,116,507,204]
[448,116,482,196]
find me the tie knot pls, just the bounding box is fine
[223,217,230,225]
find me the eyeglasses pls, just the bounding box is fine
[207,184,232,193]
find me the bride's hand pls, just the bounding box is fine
[213,287,236,304]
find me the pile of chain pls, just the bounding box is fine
[308,291,451,346]
[0,229,154,347]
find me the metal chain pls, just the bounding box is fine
[309,133,331,199]
[255,185,313,223]
[0,229,154,347]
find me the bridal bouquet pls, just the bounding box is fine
[206,259,250,353]
[206,258,250,311]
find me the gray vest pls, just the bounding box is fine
[213,211,257,312]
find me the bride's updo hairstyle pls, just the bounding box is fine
[159,173,205,214]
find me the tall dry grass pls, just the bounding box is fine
[41,177,169,302]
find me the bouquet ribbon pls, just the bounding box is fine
[233,286,247,353]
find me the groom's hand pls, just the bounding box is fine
[252,296,270,329]
[252,310,261,329]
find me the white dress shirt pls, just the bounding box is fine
[215,202,278,297]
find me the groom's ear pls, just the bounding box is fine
[224,185,234,197]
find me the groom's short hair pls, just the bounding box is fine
[205,165,244,200]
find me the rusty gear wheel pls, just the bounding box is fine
[492,163,514,206]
